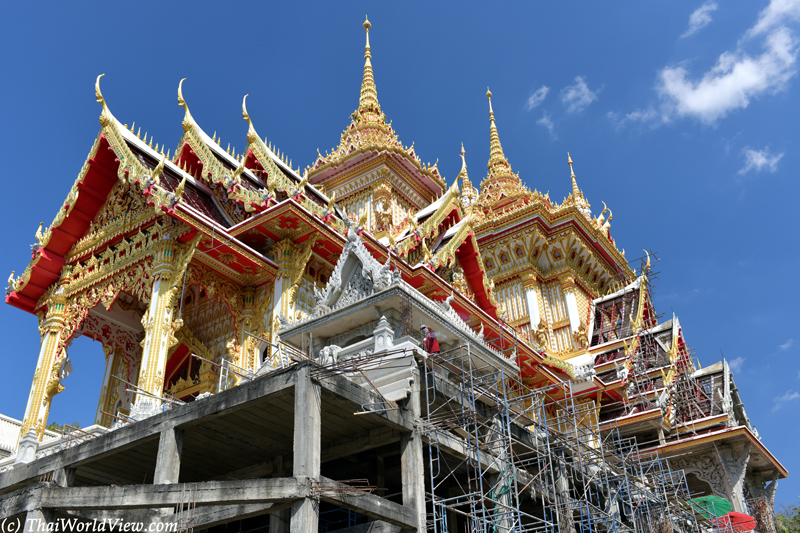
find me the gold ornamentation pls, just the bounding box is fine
[177,78,193,132]
[96,74,111,127]
[309,19,446,193]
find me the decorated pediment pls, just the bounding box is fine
[311,213,400,315]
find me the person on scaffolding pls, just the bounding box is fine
[420,324,440,354]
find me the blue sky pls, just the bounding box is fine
[1,1,798,505]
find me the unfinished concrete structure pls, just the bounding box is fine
[2,16,786,533]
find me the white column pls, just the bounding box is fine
[524,288,540,327]
[564,290,580,333]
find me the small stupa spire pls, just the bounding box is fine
[568,152,580,197]
[458,143,469,184]
[567,151,591,216]
[486,87,512,177]
[458,143,478,209]
[358,16,381,118]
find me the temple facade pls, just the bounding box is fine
[1,17,785,533]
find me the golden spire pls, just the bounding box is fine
[357,16,381,119]
[486,87,512,177]
[178,78,193,132]
[459,143,478,211]
[242,94,259,144]
[458,143,469,182]
[568,152,580,197]
[566,152,590,214]
[95,74,111,127]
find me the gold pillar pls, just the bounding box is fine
[134,239,195,414]
[19,295,68,442]
[265,238,315,363]
[240,286,257,372]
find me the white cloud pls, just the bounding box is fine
[659,27,798,124]
[537,112,556,138]
[748,0,800,38]
[772,389,800,411]
[615,0,800,127]
[560,77,599,113]
[728,357,745,372]
[526,85,550,111]
[682,2,719,38]
[739,147,784,174]
[780,338,795,350]
[607,107,665,131]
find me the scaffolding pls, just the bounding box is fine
[418,342,726,533]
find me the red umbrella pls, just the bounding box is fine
[711,512,757,532]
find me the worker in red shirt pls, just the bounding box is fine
[420,324,440,354]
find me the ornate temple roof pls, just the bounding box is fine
[475,88,532,213]
[307,18,446,201]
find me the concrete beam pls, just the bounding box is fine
[328,521,401,533]
[316,372,416,432]
[317,477,417,530]
[163,503,287,530]
[0,478,310,516]
[210,426,403,482]
[0,365,298,495]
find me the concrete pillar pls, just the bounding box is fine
[400,367,426,532]
[556,454,575,533]
[488,416,513,532]
[270,508,291,533]
[24,509,53,533]
[717,443,751,513]
[52,464,75,487]
[154,428,184,484]
[291,364,321,533]
[369,455,386,497]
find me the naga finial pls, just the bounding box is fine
[175,176,187,199]
[95,74,111,127]
[152,153,166,183]
[7,271,15,292]
[597,201,608,226]
[178,78,193,132]
[232,156,246,184]
[327,191,337,211]
[603,208,613,231]
[243,94,259,144]
[35,222,44,245]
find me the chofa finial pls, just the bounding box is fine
[95,74,111,127]
[243,94,259,144]
[178,78,193,132]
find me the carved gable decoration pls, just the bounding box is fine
[312,225,399,316]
